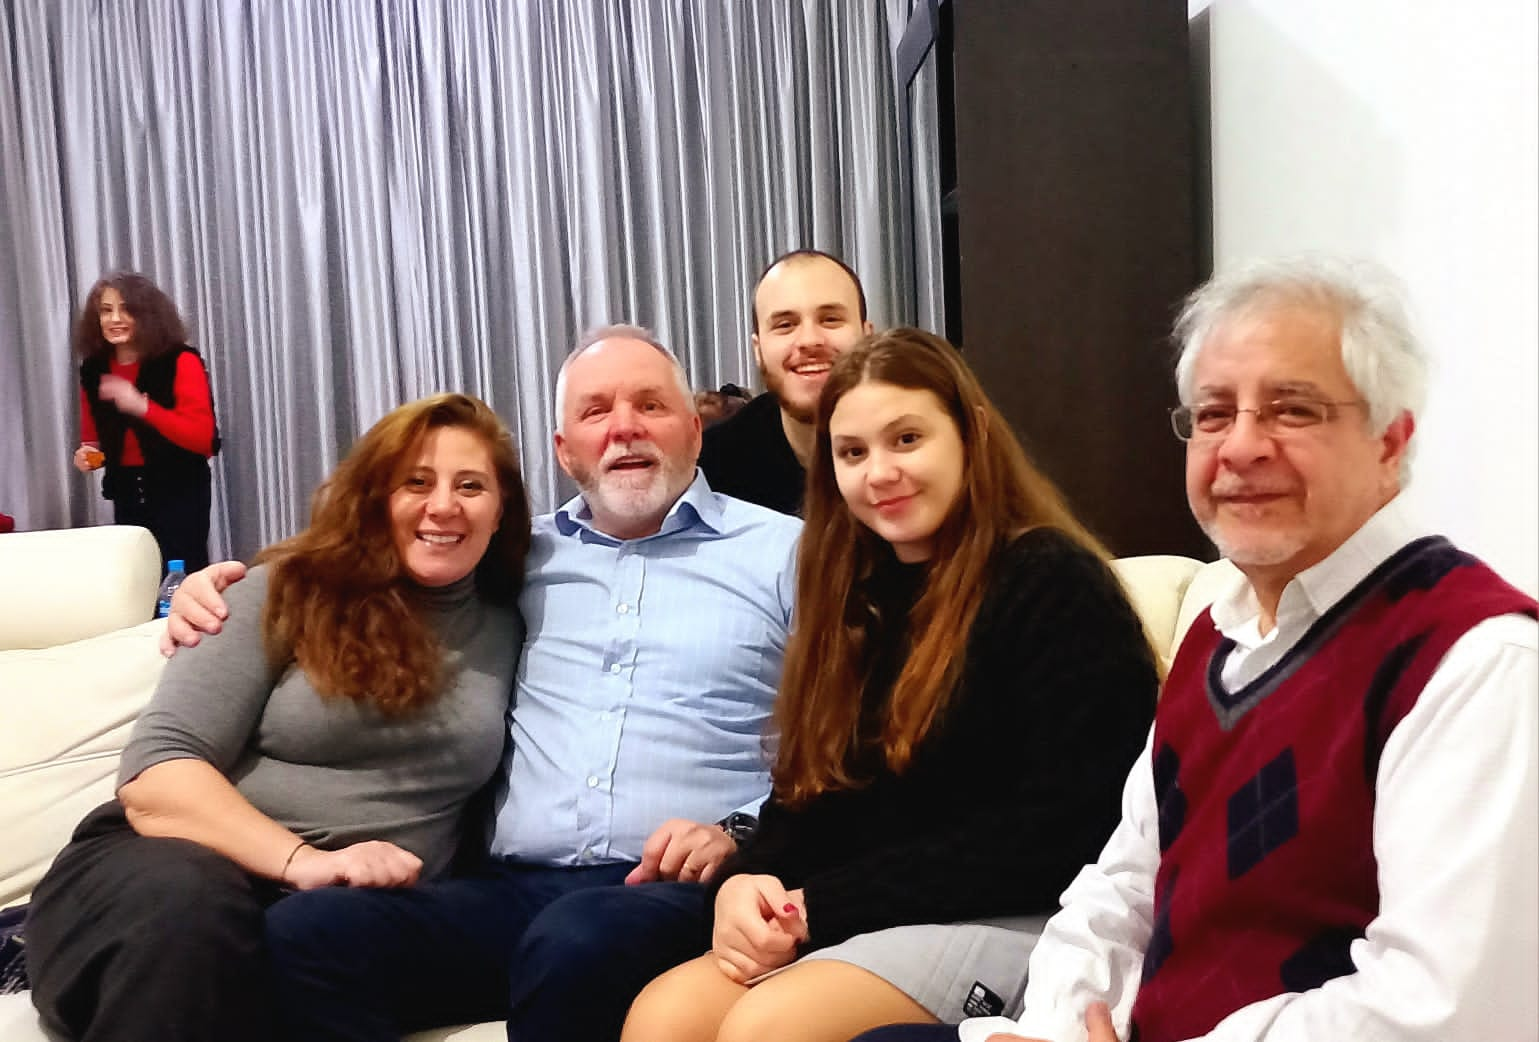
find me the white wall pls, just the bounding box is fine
[1192,0,1538,593]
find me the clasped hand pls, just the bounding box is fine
[711,873,808,983]
[624,817,737,885]
[285,840,423,890]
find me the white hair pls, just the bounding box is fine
[1172,254,1428,475]
[553,324,697,432]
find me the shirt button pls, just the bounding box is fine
[587,776,599,788]
[609,663,622,675]
[617,603,630,614]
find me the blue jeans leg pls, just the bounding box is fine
[850,1027,964,1042]
[505,880,711,1042]
[266,860,635,1042]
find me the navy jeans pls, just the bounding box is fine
[265,860,709,1042]
[851,1028,966,1042]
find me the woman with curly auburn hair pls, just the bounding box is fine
[26,393,531,1042]
[71,271,220,573]
[624,329,1158,1042]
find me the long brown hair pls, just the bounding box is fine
[773,327,1109,805]
[255,393,532,715]
[73,272,189,360]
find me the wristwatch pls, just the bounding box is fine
[716,811,758,846]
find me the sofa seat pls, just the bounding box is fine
[0,525,1230,1041]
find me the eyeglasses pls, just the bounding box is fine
[1169,397,1367,441]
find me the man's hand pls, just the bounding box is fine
[159,561,248,656]
[711,874,808,983]
[284,840,423,891]
[984,1002,1119,1042]
[624,817,737,885]
[98,374,149,417]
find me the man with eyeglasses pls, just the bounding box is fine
[853,256,1537,1042]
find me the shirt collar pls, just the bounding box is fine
[552,468,722,543]
[1209,493,1429,643]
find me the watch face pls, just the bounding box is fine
[720,812,758,843]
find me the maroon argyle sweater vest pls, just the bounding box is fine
[1130,537,1536,1042]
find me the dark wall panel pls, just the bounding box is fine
[947,0,1207,558]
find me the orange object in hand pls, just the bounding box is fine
[82,446,105,469]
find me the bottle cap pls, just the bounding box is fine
[168,559,186,572]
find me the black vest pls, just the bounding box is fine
[80,346,221,500]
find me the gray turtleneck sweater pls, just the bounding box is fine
[118,565,521,879]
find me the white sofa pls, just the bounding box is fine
[0,525,1232,1042]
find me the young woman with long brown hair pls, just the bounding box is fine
[622,328,1159,1042]
[26,393,531,1042]
[71,271,220,573]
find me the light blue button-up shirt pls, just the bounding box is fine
[488,471,801,866]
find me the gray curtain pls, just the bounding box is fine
[0,1,941,558]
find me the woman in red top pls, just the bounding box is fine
[72,272,219,572]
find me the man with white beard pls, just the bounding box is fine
[164,326,802,1041]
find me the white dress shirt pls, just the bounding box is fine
[961,497,1538,1042]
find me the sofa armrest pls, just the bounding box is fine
[1111,555,1206,669]
[1172,557,1243,651]
[0,526,162,650]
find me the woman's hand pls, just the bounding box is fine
[711,874,808,983]
[98,373,150,416]
[72,443,104,472]
[284,840,423,891]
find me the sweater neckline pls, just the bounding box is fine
[407,572,478,613]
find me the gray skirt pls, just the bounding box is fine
[755,914,1048,1023]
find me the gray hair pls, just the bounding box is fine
[553,323,697,430]
[1173,254,1427,472]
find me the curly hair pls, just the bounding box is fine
[73,272,189,360]
[255,393,532,715]
[772,328,1112,805]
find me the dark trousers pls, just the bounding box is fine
[851,1027,964,1042]
[265,861,710,1042]
[25,802,282,1042]
[110,466,211,574]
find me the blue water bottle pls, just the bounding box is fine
[156,559,187,619]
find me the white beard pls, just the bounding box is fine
[1201,518,1308,569]
[575,440,691,532]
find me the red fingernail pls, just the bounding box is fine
[783,903,797,914]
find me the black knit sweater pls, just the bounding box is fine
[719,527,1159,952]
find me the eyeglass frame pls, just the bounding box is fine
[1169,397,1368,441]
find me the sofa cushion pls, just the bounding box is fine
[0,620,166,909]
[0,526,161,651]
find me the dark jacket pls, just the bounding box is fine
[80,345,220,500]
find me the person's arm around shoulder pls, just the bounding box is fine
[159,559,248,655]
